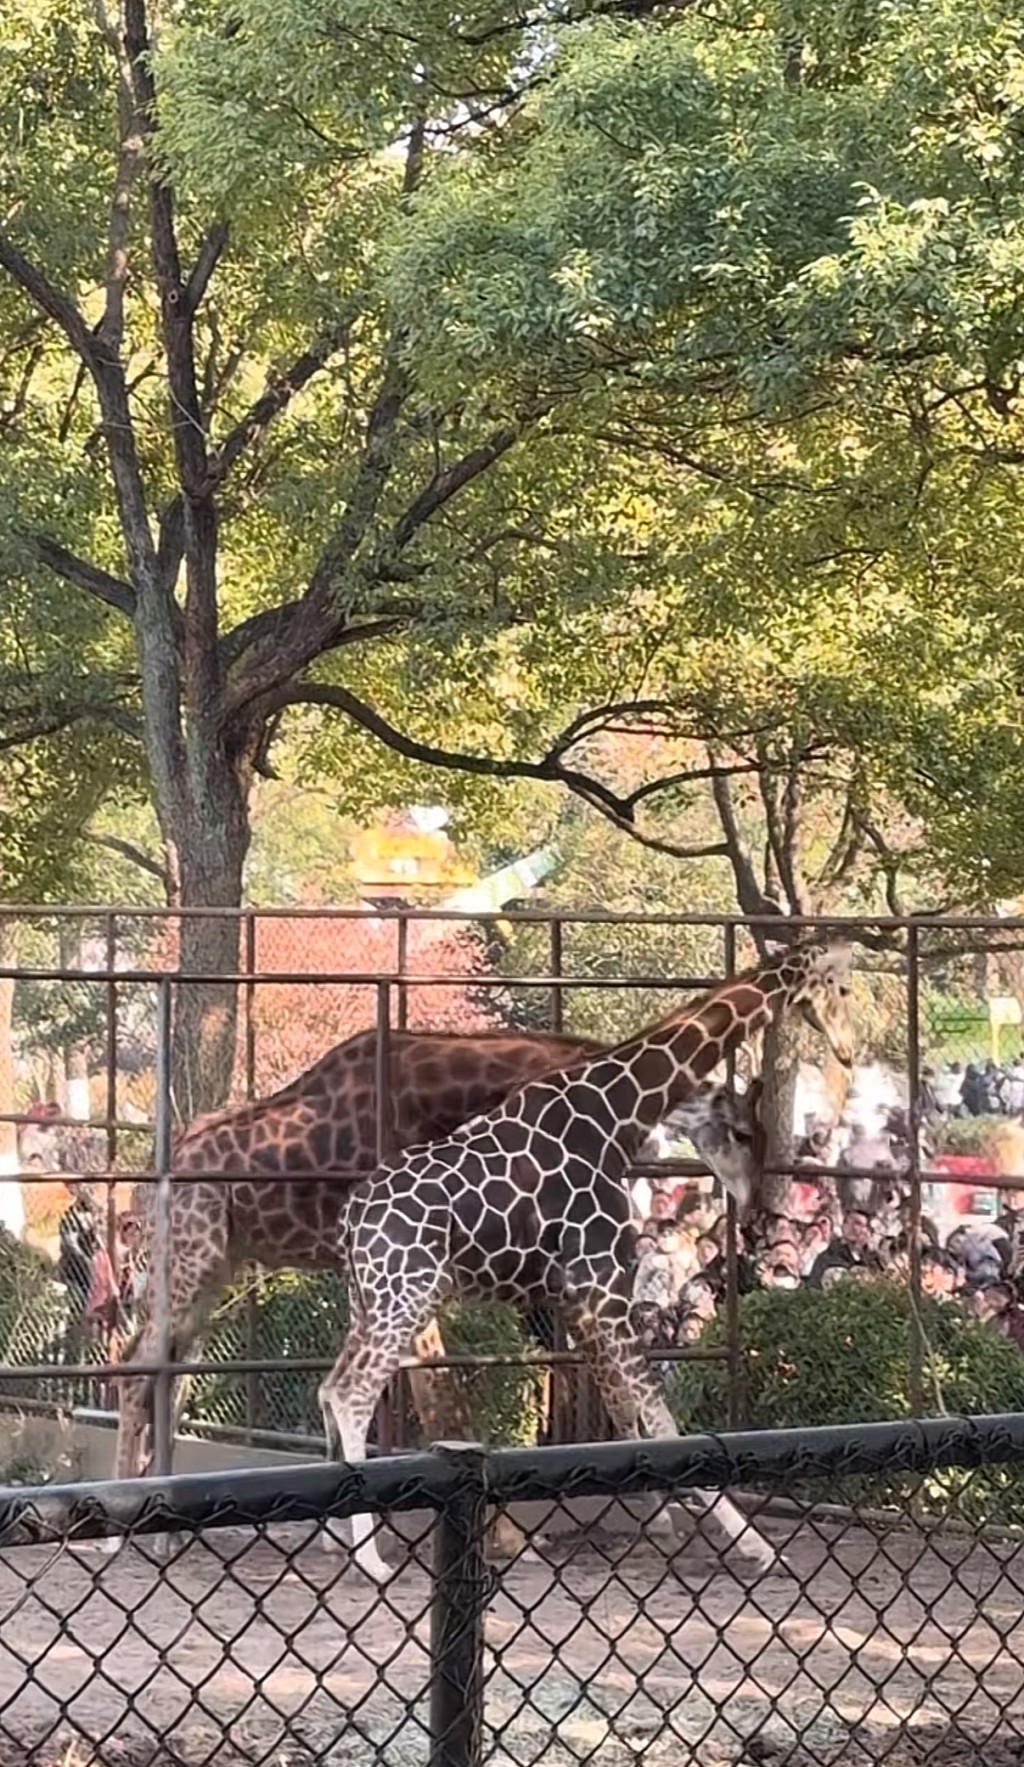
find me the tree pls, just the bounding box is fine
[7,0,1024,1126]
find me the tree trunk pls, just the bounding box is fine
[159,748,252,1124]
[0,924,24,1239]
[760,1014,802,1217]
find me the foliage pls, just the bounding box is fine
[192,1270,541,1446]
[7,0,1024,1123]
[673,1280,1024,1430]
[670,1278,1024,1522]
[0,1229,66,1366]
[930,1116,1006,1157]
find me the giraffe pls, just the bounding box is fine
[110,1025,617,1500]
[319,942,855,1582]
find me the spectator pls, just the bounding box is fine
[933,1063,964,1116]
[57,1182,102,1369]
[808,1210,880,1287]
[981,1060,1006,1116]
[1006,1057,1024,1116]
[755,1242,803,1290]
[644,1189,676,1232]
[920,1068,940,1121]
[799,1218,832,1276]
[58,1184,101,1310]
[961,1064,985,1117]
[676,1275,718,1341]
[920,1247,960,1300]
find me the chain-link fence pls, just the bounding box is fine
[3,909,1024,1468]
[1,1414,1024,1766]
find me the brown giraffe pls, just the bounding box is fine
[111,1025,615,1508]
[321,943,855,1581]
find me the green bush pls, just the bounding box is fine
[441,1300,544,1447]
[191,1270,541,1446]
[669,1280,1024,1524]
[0,1230,67,1366]
[930,1115,1004,1157]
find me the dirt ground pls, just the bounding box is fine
[0,1508,1022,1767]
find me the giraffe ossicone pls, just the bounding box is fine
[320,941,856,1583]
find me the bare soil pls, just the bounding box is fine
[0,1509,1021,1767]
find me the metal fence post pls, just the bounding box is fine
[374,978,397,1451]
[152,979,175,1497]
[906,924,925,1417]
[429,1441,489,1767]
[722,923,745,1430]
[104,912,119,1389]
[549,917,564,1032]
[244,911,257,1102]
[397,911,409,1032]
[243,911,260,1442]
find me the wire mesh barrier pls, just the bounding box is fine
[3,907,1024,1469]
[1,1415,1024,1767]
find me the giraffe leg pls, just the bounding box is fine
[318,1312,422,1582]
[103,1206,231,1556]
[562,1297,776,1575]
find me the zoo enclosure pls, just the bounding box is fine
[0,905,1022,1455]
[0,1412,1023,1767]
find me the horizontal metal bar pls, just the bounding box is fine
[2,902,1021,928]
[69,1405,327,1455]
[12,1158,1021,1189]
[0,966,723,988]
[0,1342,728,1382]
[4,1411,1024,1545]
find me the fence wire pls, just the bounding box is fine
[0,1416,1023,1767]
[5,909,1024,1463]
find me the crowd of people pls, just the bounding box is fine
[54,1184,145,1355]
[925,1058,1024,1118]
[631,1176,1024,1355]
[628,1088,1024,1349]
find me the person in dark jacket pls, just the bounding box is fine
[808,1210,881,1287]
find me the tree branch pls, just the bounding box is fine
[125,0,218,716]
[389,423,522,551]
[208,315,353,485]
[264,682,733,864]
[183,222,229,318]
[0,696,142,752]
[854,811,907,918]
[93,0,146,353]
[0,233,102,369]
[708,762,783,954]
[32,537,137,618]
[83,831,170,890]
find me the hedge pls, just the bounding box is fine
[191,1269,544,1447]
[668,1279,1024,1523]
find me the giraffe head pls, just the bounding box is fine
[671,1080,765,1215]
[780,941,856,1069]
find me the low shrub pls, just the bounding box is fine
[930,1115,1005,1157]
[669,1279,1024,1523]
[192,1270,542,1446]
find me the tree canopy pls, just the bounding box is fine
[3,0,1024,1107]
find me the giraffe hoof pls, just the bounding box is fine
[351,1555,395,1584]
[732,1543,783,1580]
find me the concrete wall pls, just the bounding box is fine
[0,1410,663,1540]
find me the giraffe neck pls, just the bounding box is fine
[576,961,795,1165]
